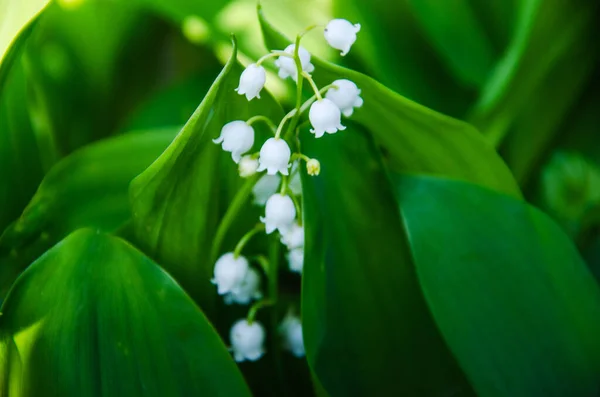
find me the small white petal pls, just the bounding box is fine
[213,121,255,164]
[279,313,305,357]
[225,267,263,305]
[275,44,315,82]
[325,79,363,118]
[235,64,266,101]
[324,19,360,56]
[212,253,249,295]
[252,174,281,206]
[261,194,296,235]
[230,319,266,362]
[287,248,304,273]
[258,138,291,176]
[280,223,304,250]
[309,99,345,137]
[239,156,259,178]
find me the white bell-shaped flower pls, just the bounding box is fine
[230,319,266,362]
[257,138,291,175]
[281,223,304,250]
[261,193,296,234]
[235,63,266,101]
[279,313,305,357]
[212,253,249,295]
[213,121,254,163]
[325,79,363,117]
[324,19,361,56]
[252,174,281,205]
[288,161,303,196]
[309,99,346,138]
[274,44,315,82]
[224,267,263,305]
[306,158,321,176]
[287,248,304,274]
[239,155,259,178]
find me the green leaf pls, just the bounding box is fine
[406,0,497,88]
[258,5,520,198]
[0,0,50,67]
[466,0,518,52]
[395,174,600,397]
[300,123,473,396]
[331,0,475,117]
[469,0,599,145]
[129,37,283,313]
[0,128,177,300]
[0,229,251,396]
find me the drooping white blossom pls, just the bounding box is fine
[325,79,363,117]
[261,193,296,234]
[257,138,291,176]
[279,313,305,357]
[235,63,266,101]
[230,319,266,362]
[306,158,321,176]
[281,223,304,250]
[239,155,259,178]
[213,121,255,163]
[224,267,263,305]
[252,174,281,206]
[274,44,315,82]
[309,99,346,138]
[324,19,361,56]
[287,248,304,274]
[212,253,249,295]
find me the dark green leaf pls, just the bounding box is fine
[258,5,520,198]
[300,123,473,396]
[406,0,497,88]
[0,229,251,396]
[395,174,600,397]
[0,128,177,300]
[129,37,283,313]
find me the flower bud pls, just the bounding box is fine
[287,248,304,274]
[213,121,254,163]
[325,79,363,117]
[235,63,266,101]
[257,138,291,176]
[309,99,346,138]
[212,253,249,295]
[279,313,305,357]
[280,223,304,250]
[239,155,259,178]
[324,19,361,56]
[224,267,263,305]
[261,193,296,234]
[230,319,266,362]
[274,44,315,82]
[306,158,321,176]
[252,174,281,205]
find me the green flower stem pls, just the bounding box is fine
[233,223,265,258]
[209,173,260,264]
[254,255,270,275]
[279,174,289,195]
[299,83,338,114]
[302,71,322,100]
[247,299,274,324]
[274,109,297,139]
[291,153,311,163]
[288,193,302,225]
[246,115,277,134]
[255,50,293,66]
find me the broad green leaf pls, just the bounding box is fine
[129,37,283,313]
[395,174,600,397]
[0,229,252,396]
[258,5,520,198]
[469,0,599,145]
[300,123,473,396]
[0,128,177,300]
[466,0,518,52]
[0,0,49,67]
[406,0,497,88]
[331,0,475,117]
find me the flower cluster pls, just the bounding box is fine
[212,18,362,363]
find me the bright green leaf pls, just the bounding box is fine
[395,174,600,397]
[258,5,520,198]
[0,128,177,300]
[0,228,251,396]
[300,124,473,397]
[129,37,283,313]
[0,0,49,67]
